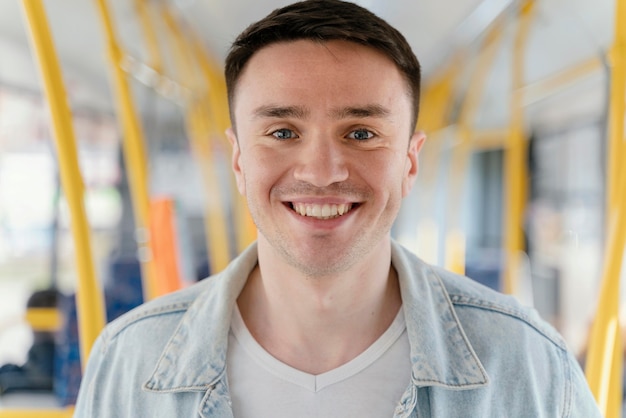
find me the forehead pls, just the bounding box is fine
[233,40,410,116]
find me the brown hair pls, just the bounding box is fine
[225,0,421,131]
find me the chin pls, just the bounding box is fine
[285,252,355,278]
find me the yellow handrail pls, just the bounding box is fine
[159,6,233,273]
[584,0,626,415]
[607,0,626,216]
[25,308,62,332]
[20,0,105,370]
[411,59,460,264]
[193,38,257,253]
[502,1,534,295]
[445,21,504,275]
[94,0,158,301]
[0,408,74,418]
[585,183,625,416]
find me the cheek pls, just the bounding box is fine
[240,149,287,194]
[359,152,405,190]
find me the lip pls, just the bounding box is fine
[287,197,356,205]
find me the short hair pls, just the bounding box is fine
[225,0,422,131]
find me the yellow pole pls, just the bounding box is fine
[415,60,460,265]
[585,189,625,416]
[94,0,158,301]
[607,0,626,216]
[159,7,233,273]
[193,39,257,253]
[585,0,625,415]
[0,409,74,418]
[20,0,105,368]
[196,50,230,138]
[445,21,504,275]
[24,307,62,332]
[502,1,534,295]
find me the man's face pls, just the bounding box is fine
[228,40,424,277]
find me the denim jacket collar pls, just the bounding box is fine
[391,242,488,389]
[143,244,256,393]
[144,241,488,393]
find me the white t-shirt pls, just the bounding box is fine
[226,306,411,418]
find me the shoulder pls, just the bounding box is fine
[430,263,601,415]
[94,243,258,356]
[393,242,567,351]
[393,245,602,414]
[433,263,568,350]
[98,277,215,346]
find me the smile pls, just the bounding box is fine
[290,202,354,219]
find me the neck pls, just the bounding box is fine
[237,237,401,374]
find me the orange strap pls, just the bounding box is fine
[149,197,183,296]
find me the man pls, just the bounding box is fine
[75,0,601,416]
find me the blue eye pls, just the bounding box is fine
[348,129,374,141]
[272,129,298,140]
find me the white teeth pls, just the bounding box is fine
[292,203,353,219]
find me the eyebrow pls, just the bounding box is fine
[330,104,390,119]
[252,103,391,120]
[253,105,309,119]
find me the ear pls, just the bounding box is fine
[226,127,246,195]
[401,130,426,197]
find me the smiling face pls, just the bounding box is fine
[228,40,424,277]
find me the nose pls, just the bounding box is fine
[293,135,349,187]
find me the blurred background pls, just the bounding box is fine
[0,0,624,415]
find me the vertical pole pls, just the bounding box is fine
[445,22,504,275]
[20,0,105,368]
[160,7,233,272]
[94,0,158,301]
[585,195,625,416]
[607,0,626,216]
[502,1,534,295]
[585,0,625,415]
[416,59,460,265]
[193,41,257,253]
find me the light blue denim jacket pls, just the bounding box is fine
[74,241,601,417]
